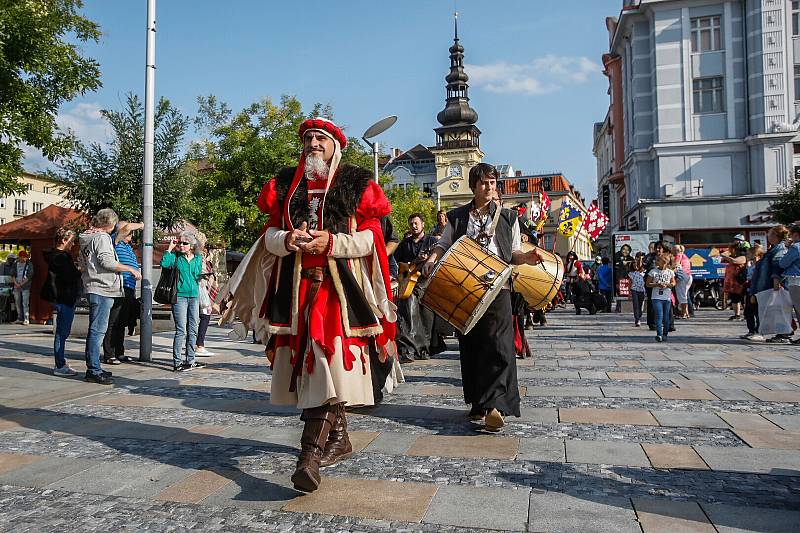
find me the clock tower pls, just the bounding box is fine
[429,12,484,207]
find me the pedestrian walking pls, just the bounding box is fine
[596,257,613,312]
[41,228,82,376]
[195,244,217,357]
[673,244,693,319]
[779,224,800,344]
[103,222,143,364]
[161,231,206,372]
[741,245,764,341]
[721,236,748,320]
[628,258,646,327]
[749,225,789,343]
[12,250,33,324]
[79,209,142,384]
[647,253,675,342]
[643,240,667,330]
[564,251,583,303]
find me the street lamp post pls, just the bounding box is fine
[361,116,398,183]
[140,0,156,362]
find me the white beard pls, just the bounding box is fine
[304,154,329,179]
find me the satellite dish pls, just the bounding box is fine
[362,116,398,140]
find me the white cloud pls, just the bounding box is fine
[22,102,112,172]
[467,55,601,95]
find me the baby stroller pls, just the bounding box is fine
[572,278,606,315]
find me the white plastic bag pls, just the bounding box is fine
[198,281,212,309]
[756,288,793,336]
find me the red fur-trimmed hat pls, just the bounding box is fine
[298,118,347,150]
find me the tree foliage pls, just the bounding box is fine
[189,95,377,249]
[55,93,192,228]
[381,175,437,238]
[0,0,101,195]
[770,181,800,225]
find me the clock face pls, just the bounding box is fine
[449,164,462,178]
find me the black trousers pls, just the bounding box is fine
[396,286,436,360]
[103,287,135,358]
[631,290,645,323]
[196,313,212,346]
[744,296,759,334]
[458,290,521,417]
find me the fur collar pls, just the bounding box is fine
[273,164,373,233]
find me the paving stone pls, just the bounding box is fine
[155,468,236,503]
[651,411,728,429]
[654,388,719,400]
[565,440,650,467]
[606,371,654,380]
[526,386,604,398]
[600,386,659,399]
[201,471,302,510]
[518,438,565,462]
[284,476,437,522]
[425,485,530,531]
[48,462,192,498]
[407,435,519,460]
[764,414,800,431]
[578,371,608,380]
[732,429,800,450]
[0,457,96,487]
[708,389,758,401]
[94,393,165,407]
[641,444,708,470]
[695,446,800,476]
[749,390,800,402]
[717,412,782,430]
[616,360,643,367]
[519,407,559,424]
[701,503,800,533]
[560,408,658,426]
[708,360,758,369]
[528,492,640,533]
[363,431,418,455]
[633,499,715,533]
[0,453,44,475]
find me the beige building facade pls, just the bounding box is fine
[0,172,67,226]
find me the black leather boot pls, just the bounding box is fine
[319,403,353,467]
[290,404,336,492]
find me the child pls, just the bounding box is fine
[646,253,676,342]
[628,258,646,327]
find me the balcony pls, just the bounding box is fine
[13,209,28,217]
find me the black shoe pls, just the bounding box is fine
[85,371,113,384]
[101,369,112,377]
[668,327,676,332]
[117,355,131,363]
[189,361,206,369]
[103,357,122,365]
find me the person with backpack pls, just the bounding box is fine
[42,228,82,376]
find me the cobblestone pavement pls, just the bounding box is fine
[1,309,799,532]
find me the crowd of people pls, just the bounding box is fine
[37,208,219,383]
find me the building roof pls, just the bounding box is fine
[0,205,87,241]
[392,144,435,162]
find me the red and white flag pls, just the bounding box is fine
[582,202,609,241]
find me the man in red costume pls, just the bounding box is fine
[219,118,399,492]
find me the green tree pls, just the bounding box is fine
[189,95,376,249]
[56,93,192,228]
[0,0,101,195]
[770,181,800,224]
[381,175,437,237]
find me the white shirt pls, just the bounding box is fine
[648,268,675,301]
[466,210,522,256]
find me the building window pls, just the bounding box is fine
[794,1,800,36]
[0,198,4,208]
[518,180,529,193]
[422,182,435,196]
[0,219,4,225]
[14,199,26,216]
[43,186,50,194]
[693,77,725,113]
[795,65,800,101]
[691,16,722,53]
[25,183,33,192]
[542,234,554,251]
[32,202,43,212]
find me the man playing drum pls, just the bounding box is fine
[421,163,542,432]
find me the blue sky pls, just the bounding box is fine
[26,0,622,199]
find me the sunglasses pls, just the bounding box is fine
[177,241,191,246]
